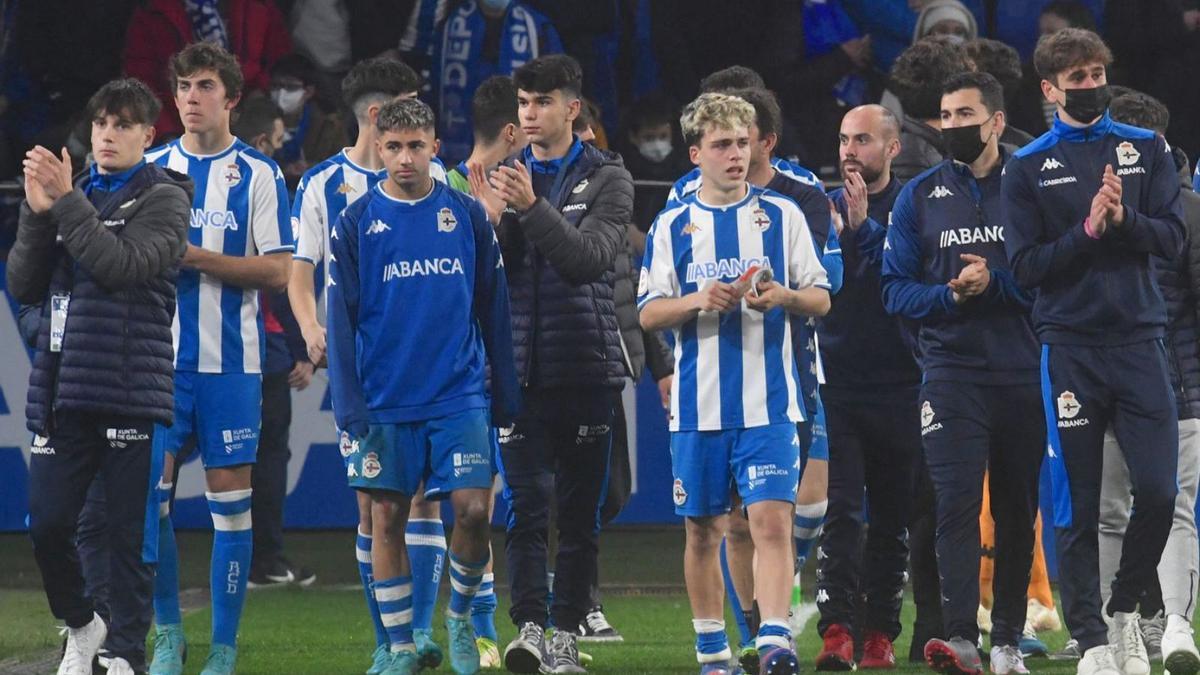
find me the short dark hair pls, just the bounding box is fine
[376,98,436,134]
[87,77,161,126]
[964,39,1022,96]
[1110,91,1170,134]
[1041,1,1097,31]
[232,96,283,144]
[942,71,1006,114]
[890,36,976,120]
[512,54,583,100]
[341,57,422,113]
[472,75,518,142]
[625,93,677,135]
[700,65,766,93]
[270,53,316,87]
[573,98,599,134]
[1033,27,1112,82]
[169,42,244,100]
[731,87,783,142]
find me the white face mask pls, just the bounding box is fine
[271,88,305,115]
[637,138,672,163]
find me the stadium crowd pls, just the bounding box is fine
[7,2,1200,675]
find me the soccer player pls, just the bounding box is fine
[289,56,462,674]
[145,42,293,675]
[881,72,1044,675]
[639,92,831,675]
[12,77,190,675]
[326,97,520,675]
[814,103,919,670]
[1003,28,1185,675]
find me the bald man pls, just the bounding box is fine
[814,104,923,671]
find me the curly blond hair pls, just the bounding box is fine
[680,93,755,147]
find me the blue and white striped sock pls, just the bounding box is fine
[470,572,498,641]
[756,618,791,651]
[794,500,827,566]
[357,529,388,648]
[406,518,446,632]
[207,489,253,647]
[447,553,488,618]
[694,619,732,664]
[373,575,415,653]
[153,481,181,626]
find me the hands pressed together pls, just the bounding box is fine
[949,253,991,304]
[1088,164,1125,237]
[22,146,74,214]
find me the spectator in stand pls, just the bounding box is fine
[965,38,1035,145]
[122,0,292,140]
[617,93,690,233]
[284,0,352,110]
[912,0,978,44]
[430,0,562,165]
[841,0,982,73]
[888,36,975,181]
[268,54,348,186]
[232,97,286,157]
[992,0,1103,62]
[1008,1,1099,138]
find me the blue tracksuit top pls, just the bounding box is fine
[326,181,521,437]
[1002,111,1185,346]
[882,153,1039,385]
[818,177,922,396]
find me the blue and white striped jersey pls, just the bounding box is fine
[147,138,293,374]
[667,157,823,203]
[638,185,831,432]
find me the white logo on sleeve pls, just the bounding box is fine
[366,219,391,235]
[572,179,589,194]
[1116,141,1140,167]
[928,185,954,199]
[1040,157,1064,171]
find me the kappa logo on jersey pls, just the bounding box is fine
[382,257,465,281]
[362,452,382,479]
[752,208,772,232]
[928,185,954,199]
[221,163,241,186]
[437,207,458,233]
[685,257,772,284]
[1041,157,1065,171]
[672,478,688,506]
[366,219,391,235]
[337,182,356,195]
[191,209,239,231]
[1116,141,1141,167]
[572,179,589,194]
[1057,390,1090,428]
[939,225,1004,248]
[346,463,358,478]
[681,222,701,235]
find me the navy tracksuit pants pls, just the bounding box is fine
[817,389,922,640]
[1042,340,1179,652]
[920,381,1045,648]
[28,412,160,671]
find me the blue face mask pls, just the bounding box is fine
[479,0,512,13]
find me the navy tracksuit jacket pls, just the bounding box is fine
[1003,111,1185,650]
[881,153,1044,647]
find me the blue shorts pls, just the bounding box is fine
[163,371,262,468]
[346,408,494,499]
[670,422,801,517]
[797,396,829,463]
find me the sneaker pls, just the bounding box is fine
[1051,639,1082,661]
[759,646,800,675]
[1111,611,1151,675]
[860,631,896,669]
[414,628,444,669]
[280,555,317,586]
[504,622,547,674]
[1027,599,1062,633]
[367,644,391,675]
[247,557,294,588]
[700,663,744,675]
[1078,645,1121,675]
[816,623,855,671]
[739,645,761,675]
[477,637,501,669]
[446,615,480,674]
[380,649,422,675]
[578,606,623,643]
[924,637,984,675]
[1019,622,1048,658]
[56,613,106,675]
[106,656,137,675]
[979,605,993,634]
[1140,612,1165,662]
[546,630,586,674]
[149,623,187,675]
[200,644,238,675]
[990,645,1029,675]
[1163,614,1200,675]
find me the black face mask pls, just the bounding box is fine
[1062,85,1112,124]
[942,123,989,164]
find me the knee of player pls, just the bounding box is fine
[453,497,491,531]
[684,516,725,550]
[370,495,408,534]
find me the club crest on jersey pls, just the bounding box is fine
[672,478,687,506]
[1116,141,1140,167]
[921,401,935,427]
[437,207,458,232]
[337,182,356,195]
[1057,391,1081,419]
[339,431,359,458]
[572,179,589,194]
[362,452,382,479]
[221,163,241,186]
[752,208,771,232]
